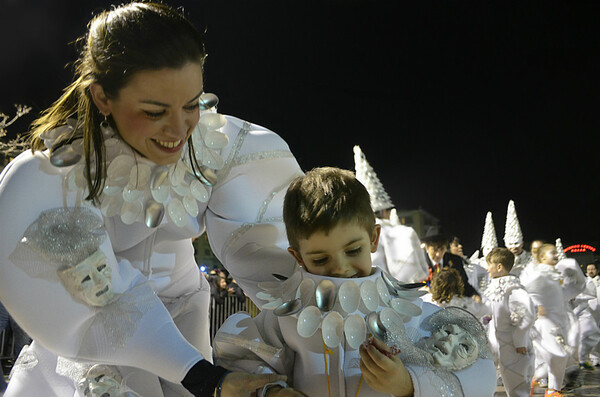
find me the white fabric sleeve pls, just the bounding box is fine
[508,288,535,348]
[204,116,303,306]
[0,151,202,383]
[213,311,293,377]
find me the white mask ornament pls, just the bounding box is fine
[59,249,114,306]
[78,364,124,397]
[422,323,479,371]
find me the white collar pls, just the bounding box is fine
[257,265,426,349]
[53,111,228,228]
[484,275,523,302]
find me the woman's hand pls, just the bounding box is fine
[359,338,414,397]
[220,372,287,397]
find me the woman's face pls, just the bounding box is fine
[101,62,204,165]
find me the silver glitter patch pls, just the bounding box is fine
[10,207,106,278]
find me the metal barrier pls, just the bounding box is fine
[0,329,15,361]
[209,295,260,342]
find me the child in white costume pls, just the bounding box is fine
[521,244,576,397]
[214,167,496,396]
[483,248,535,397]
[426,268,489,321]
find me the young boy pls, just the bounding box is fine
[213,167,496,396]
[483,247,535,397]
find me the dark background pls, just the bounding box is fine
[2,0,599,256]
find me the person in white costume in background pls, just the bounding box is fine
[553,238,597,387]
[482,247,535,397]
[214,167,496,396]
[521,244,576,397]
[353,146,428,284]
[0,3,301,396]
[503,200,533,278]
[583,262,600,366]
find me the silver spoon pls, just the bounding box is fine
[50,145,82,167]
[315,279,337,312]
[144,199,165,228]
[272,273,288,281]
[273,298,303,317]
[199,93,219,110]
[365,311,387,342]
[381,272,426,297]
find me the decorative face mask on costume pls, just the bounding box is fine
[422,323,479,371]
[78,364,123,397]
[58,250,114,307]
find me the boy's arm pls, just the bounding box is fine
[508,288,536,349]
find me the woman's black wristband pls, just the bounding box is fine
[181,359,230,397]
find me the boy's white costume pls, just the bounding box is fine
[215,266,497,396]
[483,275,535,397]
[0,110,303,396]
[353,146,428,283]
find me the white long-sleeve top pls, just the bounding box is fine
[483,275,535,352]
[0,115,301,391]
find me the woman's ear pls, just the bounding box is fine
[287,247,304,266]
[89,83,111,116]
[370,224,381,253]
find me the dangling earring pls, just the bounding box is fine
[100,114,112,137]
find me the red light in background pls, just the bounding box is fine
[564,244,597,253]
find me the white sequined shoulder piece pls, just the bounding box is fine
[483,275,523,302]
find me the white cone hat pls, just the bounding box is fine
[555,238,567,261]
[353,145,394,212]
[504,200,523,248]
[481,211,498,257]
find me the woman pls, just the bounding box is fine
[0,2,302,396]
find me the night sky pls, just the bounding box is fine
[2,0,599,255]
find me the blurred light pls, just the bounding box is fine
[200,265,207,272]
[564,244,597,253]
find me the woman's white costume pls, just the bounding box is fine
[214,266,497,397]
[0,111,301,396]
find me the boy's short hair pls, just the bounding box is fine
[430,268,465,303]
[486,247,515,271]
[283,167,375,250]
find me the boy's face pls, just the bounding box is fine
[485,260,505,278]
[288,222,380,278]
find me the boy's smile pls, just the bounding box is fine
[289,222,380,278]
